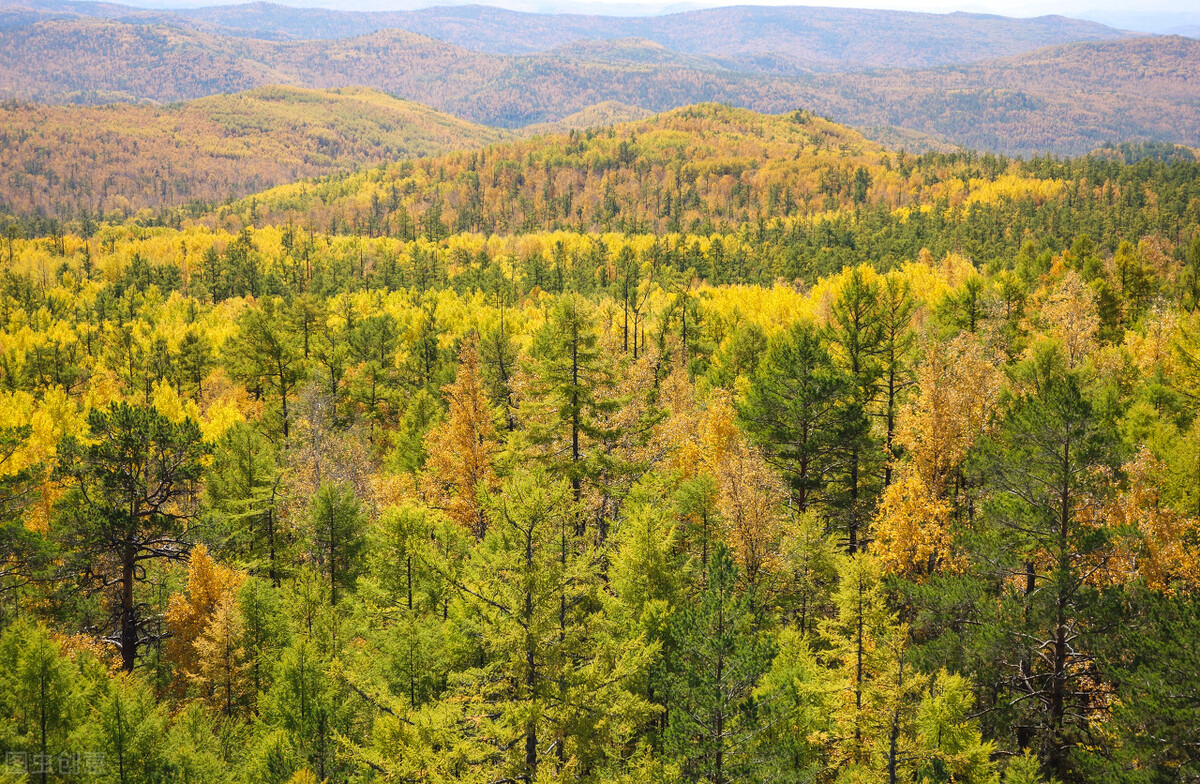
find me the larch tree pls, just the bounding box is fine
[224,299,307,440]
[440,469,652,782]
[309,483,367,606]
[826,266,884,554]
[661,545,772,784]
[873,335,1000,578]
[524,294,618,535]
[876,272,918,488]
[205,423,284,584]
[189,593,251,719]
[165,544,244,696]
[422,334,500,538]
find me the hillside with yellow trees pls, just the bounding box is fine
[0,14,1195,156]
[0,103,1199,784]
[0,85,511,219]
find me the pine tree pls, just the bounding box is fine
[56,402,209,672]
[739,319,846,511]
[974,341,1116,777]
[662,546,772,784]
[309,484,367,606]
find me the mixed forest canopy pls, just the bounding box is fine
[1,95,1200,784]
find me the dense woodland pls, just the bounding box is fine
[0,87,509,219]
[0,101,1199,783]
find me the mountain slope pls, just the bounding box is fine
[0,86,510,217]
[218,103,903,236]
[373,4,1131,69]
[805,35,1200,156]
[9,0,1132,70]
[0,19,796,118]
[521,101,653,135]
[0,19,1195,155]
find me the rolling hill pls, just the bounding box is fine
[0,17,1195,157]
[6,0,1133,71]
[206,103,945,238]
[0,85,511,217]
[0,19,799,118]
[805,35,1200,157]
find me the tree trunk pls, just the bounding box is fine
[120,543,137,673]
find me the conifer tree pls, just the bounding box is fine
[974,341,1116,777]
[80,673,170,784]
[739,320,846,511]
[423,334,499,537]
[206,423,284,583]
[524,294,618,533]
[309,484,367,606]
[225,299,306,439]
[0,623,76,784]
[441,468,652,782]
[826,267,884,553]
[662,545,772,784]
[56,403,208,672]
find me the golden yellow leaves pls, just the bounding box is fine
[165,544,247,702]
[896,335,1001,494]
[873,473,956,578]
[421,335,499,538]
[716,438,785,593]
[873,335,1000,578]
[658,372,785,590]
[1040,270,1099,368]
[1103,448,1200,593]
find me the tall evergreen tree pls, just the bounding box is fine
[225,299,307,440]
[56,403,208,672]
[974,341,1117,777]
[826,267,884,553]
[662,546,772,784]
[739,320,846,511]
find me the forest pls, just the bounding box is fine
[0,100,1199,784]
[2,17,1198,156]
[0,86,509,219]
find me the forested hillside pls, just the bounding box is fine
[1,102,1199,783]
[0,17,1195,155]
[806,35,1200,156]
[7,0,1131,68]
[0,86,510,219]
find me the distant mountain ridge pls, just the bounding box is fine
[3,0,1133,71]
[0,15,1194,156]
